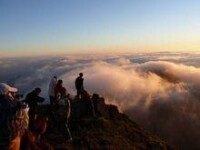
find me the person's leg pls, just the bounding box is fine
[77,90,81,99]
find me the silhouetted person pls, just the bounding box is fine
[25,88,45,122]
[75,73,84,99]
[48,76,57,108]
[0,83,19,148]
[54,79,67,105]
[60,90,72,142]
[0,83,29,150]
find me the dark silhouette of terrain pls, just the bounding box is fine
[38,95,175,150]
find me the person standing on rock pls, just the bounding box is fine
[24,88,45,122]
[48,76,57,108]
[54,79,67,105]
[75,73,84,99]
[0,83,29,150]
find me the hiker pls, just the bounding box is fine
[24,88,45,123]
[54,79,67,105]
[61,90,72,142]
[75,73,84,99]
[50,85,73,141]
[0,83,19,114]
[0,83,19,131]
[47,80,67,132]
[48,76,57,108]
[0,83,29,150]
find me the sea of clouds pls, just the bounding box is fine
[1,52,200,149]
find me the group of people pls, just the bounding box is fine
[0,72,85,149]
[48,72,84,106]
[20,72,85,124]
[0,83,50,149]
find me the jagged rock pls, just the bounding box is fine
[70,99,92,119]
[93,97,110,118]
[108,104,120,119]
[70,95,119,120]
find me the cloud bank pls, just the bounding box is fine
[1,52,200,149]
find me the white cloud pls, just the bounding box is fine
[2,53,200,149]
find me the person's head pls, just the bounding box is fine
[0,83,18,97]
[79,73,83,77]
[34,87,41,95]
[57,79,63,86]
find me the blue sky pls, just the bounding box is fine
[1,0,200,57]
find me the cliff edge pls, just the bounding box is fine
[38,95,175,150]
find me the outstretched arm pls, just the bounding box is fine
[36,96,45,103]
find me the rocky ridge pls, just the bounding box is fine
[39,95,175,150]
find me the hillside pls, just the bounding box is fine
[38,95,175,150]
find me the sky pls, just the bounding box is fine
[1,0,200,57]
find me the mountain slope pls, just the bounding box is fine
[39,95,175,150]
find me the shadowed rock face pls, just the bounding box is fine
[38,96,175,150]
